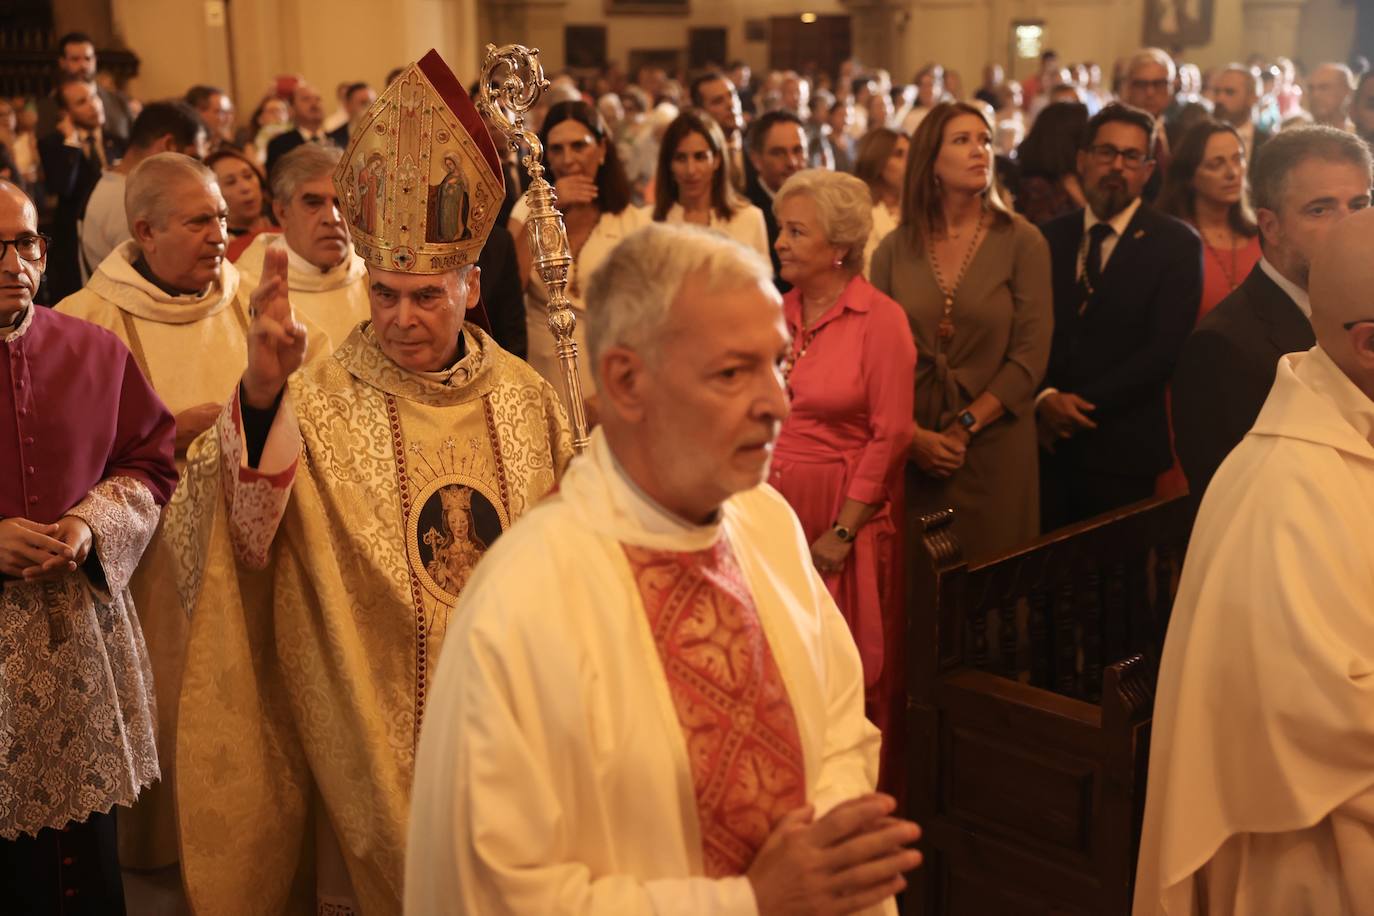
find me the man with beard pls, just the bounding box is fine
[1035,103,1203,528]
[1212,64,1272,160]
[1172,126,1372,496]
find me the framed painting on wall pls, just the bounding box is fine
[1142,0,1214,49]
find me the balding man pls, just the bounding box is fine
[0,179,176,913]
[56,151,324,868]
[265,82,333,178]
[1307,63,1357,132]
[1135,205,1374,915]
[235,144,369,350]
[407,223,920,916]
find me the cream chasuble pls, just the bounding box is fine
[55,239,327,867]
[406,429,893,916]
[236,232,372,351]
[1135,346,1374,915]
[170,322,572,915]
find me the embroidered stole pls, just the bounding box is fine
[622,536,807,876]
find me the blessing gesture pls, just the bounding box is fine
[242,246,308,410]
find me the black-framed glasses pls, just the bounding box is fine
[1342,319,1374,330]
[1087,144,1151,170]
[0,233,48,262]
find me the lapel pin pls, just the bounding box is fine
[1134,229,1146,239]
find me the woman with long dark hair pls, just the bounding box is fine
[651,109,767,257]
[870,101,1053,562]
[509,100,648,409]
[1158,119,1261,321]
[1012,100,1089,225]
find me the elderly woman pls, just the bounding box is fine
[510,100,649,409]
[207,148,274,261]
[651,109,768,258]
[853,127,908,276]
[871,101,1053,564]
[768,168,916,783]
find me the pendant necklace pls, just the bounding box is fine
[782,288,843,382]
[929,212,986,342]
[1205,232,1241,293]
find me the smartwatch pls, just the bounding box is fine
[831,523,856,543]
[957,410,978,434]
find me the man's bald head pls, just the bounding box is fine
[0,179,44,319]
[0,179,38,228]
[1309,207,1374,393]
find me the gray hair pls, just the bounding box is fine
[1126,47,1176,82]
[584,223,773,365]
[271,143,342,206]
[125,152,217,233]
[1251,125,1374,213]
[773,169,873,275]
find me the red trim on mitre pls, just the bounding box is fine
[416,49,504,192]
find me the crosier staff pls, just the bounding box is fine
[478,43,590,453]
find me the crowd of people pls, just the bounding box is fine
[2,26,1374,915]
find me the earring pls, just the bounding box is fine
[832,256,843,269]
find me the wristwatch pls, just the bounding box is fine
[957,410,978,434]
[831,523,856,543]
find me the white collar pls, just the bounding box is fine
[274,233,343,278]
[1258,256,1311,318]
[1084,195,1142,238]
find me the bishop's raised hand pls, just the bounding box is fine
[242,246,308,410]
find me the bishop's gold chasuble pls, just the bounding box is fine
[171,324,572,914]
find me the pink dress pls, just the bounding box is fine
[768,275,916,780]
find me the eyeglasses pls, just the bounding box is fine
[0,234,48,262]
[1129,78,1171,93]
[1087,144,1151,170]
[1342,319,1374,330]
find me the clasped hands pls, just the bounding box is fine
[911,423,969,479]
[1036,392,1097,452]
[748,793,922,916]
[0,515,93,581]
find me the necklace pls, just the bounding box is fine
[1204,233,1242,292]
[929,212,986,341]
[781,285,844,382]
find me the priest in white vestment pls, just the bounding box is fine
[408,223,921,916]
[235,143,370,350]
[1134,208,1374,915]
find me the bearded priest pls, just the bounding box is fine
[171,50,572,915]
[407,223,921,916]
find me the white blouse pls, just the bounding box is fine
[660,202,770,261]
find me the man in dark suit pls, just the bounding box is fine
[1037,103,1203,530]
[1172,126,1373,496]
[37,74,126,303]
[744,110,807,293]
[265,83,335,179]
[327,82,376,148]
[1212,64,1273,162]
[34,32,133,144]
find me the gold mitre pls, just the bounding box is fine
[333,49,504,273]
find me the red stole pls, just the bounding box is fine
[622,536,807,877]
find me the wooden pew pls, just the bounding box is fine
[901,489,1197,916]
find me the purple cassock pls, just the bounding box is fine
[1,306,177,523]
[0,304,177,856]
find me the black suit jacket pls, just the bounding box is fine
[1038,203,1203,477]
[37,129,125,302]
[744,175,790,294]
[327,124,350,148]
[1172,263,1313,496]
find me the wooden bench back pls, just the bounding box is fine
[902,488,1197,915]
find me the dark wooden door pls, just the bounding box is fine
[768,15,850,79]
